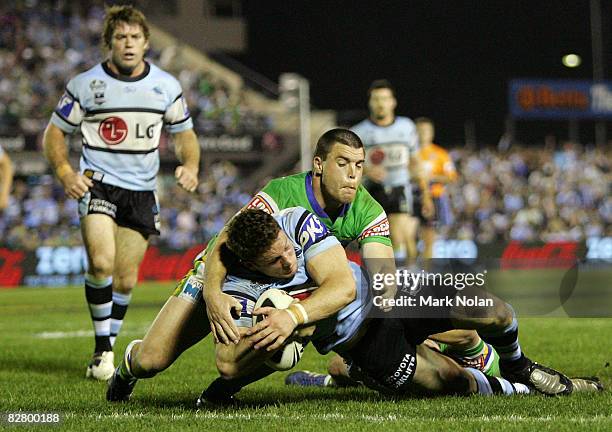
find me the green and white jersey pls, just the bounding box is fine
[245,171,390,248]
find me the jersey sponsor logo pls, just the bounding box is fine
[57,93,75,118]
[385,353,416,389]
[359,217,390,241]
[98,117,128,145]
[298,213,328,250]
[246,195,274,214]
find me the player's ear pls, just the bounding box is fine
[144,39,150,51]
[313,156,323,177]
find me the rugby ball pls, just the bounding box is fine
[252,289,304,371]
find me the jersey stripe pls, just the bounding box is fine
[84,108,165,116]
[83,143,158,154]
[54,110,79,127]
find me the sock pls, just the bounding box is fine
[466,368,530,395]
[85,274,113,353]
[110,292,132,347]
[206,365,275,398]
[118,339,140,382]
[478,304,528,370]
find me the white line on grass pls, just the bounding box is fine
[34,328,148,339]
[64,412,612,424]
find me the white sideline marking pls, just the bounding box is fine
[34,328,147,339]
[64,412,612,423]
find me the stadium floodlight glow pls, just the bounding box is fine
[562,54,582,68]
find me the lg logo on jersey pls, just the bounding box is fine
[98,117,155,145]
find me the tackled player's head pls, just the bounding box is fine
[313,128,365,205]
[227,209,297,278]
[103,5,150,76]
[367,79,397,123]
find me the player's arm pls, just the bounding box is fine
[248,244,356,351]
[42,122,92,199]
[410,154,434,218]
[0,150,14,209]
[202,228,243,345]
[361,241,397,309]
[172,129,200,192]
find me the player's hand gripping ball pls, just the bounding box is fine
[252,289,305,371]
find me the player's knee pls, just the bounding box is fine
[327,355,348,378]
[491,302,513,328]
[113,273,138,294]
[88,255,113,278]
[437,364,471,394]
[136,345,172,375]
[216,357,239,380]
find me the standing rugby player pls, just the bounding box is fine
[43,5,200,380]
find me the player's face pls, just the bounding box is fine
[109,21,149,76]
[368,88,397,122]
[250,231,298,279]
[416,122,435,145]
[320,143,365,204]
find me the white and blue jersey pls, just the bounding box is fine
[351,116,419,189]
[223,206,372,354]
[50,61,193,191]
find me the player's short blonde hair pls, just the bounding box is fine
[102,5,150,50]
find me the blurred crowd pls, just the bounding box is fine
[0,0,273,139]
[446,143,611,243]
[2,145,610,251]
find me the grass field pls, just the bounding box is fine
[1,282,611,431]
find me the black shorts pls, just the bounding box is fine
[413,188,453,227]
[78,180,160,237]
[363,179,412,215]
[343,319,418,394]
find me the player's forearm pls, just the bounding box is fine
[174,129,200,172]
[42,123,73,179]
[202,228,230,299]
[299,273,356,324]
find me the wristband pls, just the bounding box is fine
[285,308,299,326]
[289,303,309,325]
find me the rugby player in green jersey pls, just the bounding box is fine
[107,129,497,403]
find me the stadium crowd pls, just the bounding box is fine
[1,145,610,251]
[0,2,609,252]
[0,1,272,139]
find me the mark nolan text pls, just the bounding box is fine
[373,295,494,308]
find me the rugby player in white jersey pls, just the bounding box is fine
[352,79,432,269]
[42,5,200,381]
[203,209,603,400]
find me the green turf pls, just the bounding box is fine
[1,282,611,431]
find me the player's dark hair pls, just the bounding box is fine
[226,209,280,263]
[102,5,150,50]
[367,79,396,99]
[314,128,363,161]
[415,117,435,128]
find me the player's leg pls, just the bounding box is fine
[110,226,148,347]
[388,213,418,268]
[429,330,500,377]
[345,319,528,397]
[447,291,573,395]
[107,275,211,402]
[81,213,117,380]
